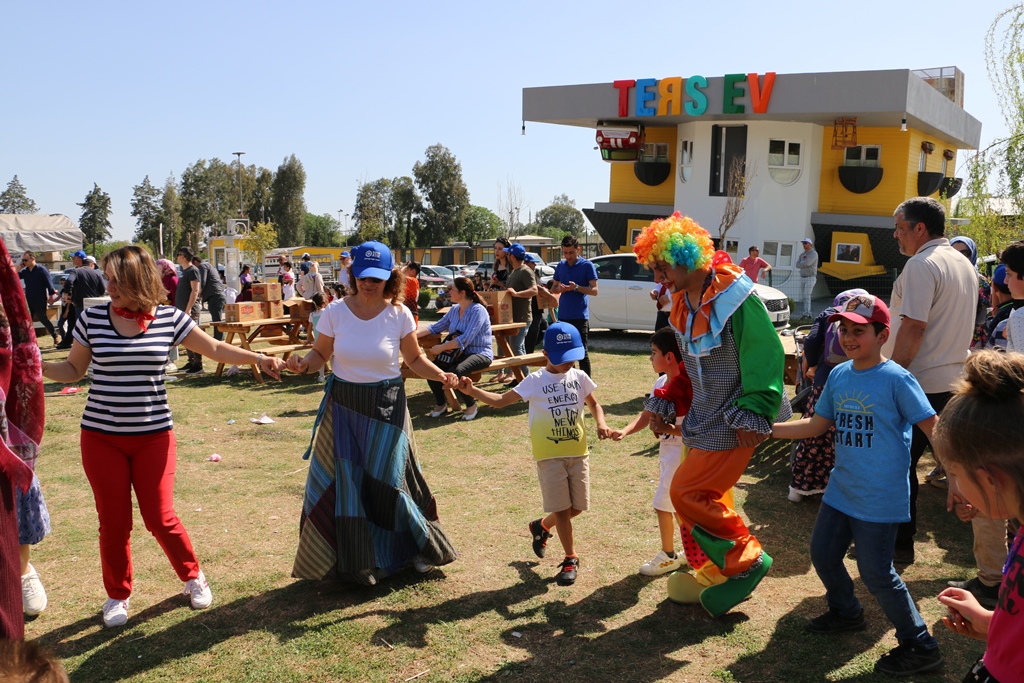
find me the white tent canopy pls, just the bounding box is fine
[0,214,85,254]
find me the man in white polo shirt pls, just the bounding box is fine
[881,196,977,565]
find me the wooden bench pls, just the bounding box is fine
[259,343,310,358]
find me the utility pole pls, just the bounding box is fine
[232,151,245,217]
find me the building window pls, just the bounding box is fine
[640,142,669,163]
[843,145,881,168]
[768,139,802,186]
[709,125,748,197]
[919,150,928,172]
[679,140,694,183]
[724,239,738,254]
[941,157,948,176]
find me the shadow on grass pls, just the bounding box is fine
[480,573,747,682]
[39,569,459,682]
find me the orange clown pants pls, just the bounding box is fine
[670,445,761,577]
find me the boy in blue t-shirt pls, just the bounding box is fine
[771,294,943,677]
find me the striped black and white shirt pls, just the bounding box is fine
[73,304,196,435]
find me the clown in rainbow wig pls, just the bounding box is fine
[634,212,791,616]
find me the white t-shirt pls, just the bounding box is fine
[881,238,977,394]
[315,300,416,383]
[1007,307,1024,353]
[513,367,597,461]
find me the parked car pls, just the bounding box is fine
[420,265,454,283]
[584,254,790,332]
[465,261,483,273]
[445,264,471,276]
[417,273,447,289]
[474,262,495,280]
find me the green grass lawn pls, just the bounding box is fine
[28,340,984,682]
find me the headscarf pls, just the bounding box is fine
[155,258,176,277]
[832,288,869,310]
[949,236,978,266]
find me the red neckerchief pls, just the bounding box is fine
[112,306,157,332]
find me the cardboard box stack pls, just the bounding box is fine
[224,302,264,323]
[284,297,312,320]
[478,291,513,325]
[252,282,282,302]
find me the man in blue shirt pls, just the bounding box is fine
[551,235,599,376]
[18,251,59,344]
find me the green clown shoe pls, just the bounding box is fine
[689,525,736,570]
[699,551,773,617]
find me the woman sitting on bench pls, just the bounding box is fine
[417,277,493,421]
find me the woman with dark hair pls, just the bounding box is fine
[41,246,286,628]
[471,272,485,292]
[238,264,253,287]
[287,242,459,585]
[490,237,511,290]
[417,276,493,421]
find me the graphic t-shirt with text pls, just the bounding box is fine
[513,367,597,461]
[814,360,934,523]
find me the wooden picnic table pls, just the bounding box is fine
[412,321,533,411]
[213,316,313,383]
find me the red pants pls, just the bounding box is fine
[81,430,200,600]
[670,446,761,577]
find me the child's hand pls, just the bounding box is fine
[649,413,669,435]
[458,376,475,391]
[596,424,611,440]
[948,492,978,522]
[937,588,992,641]
[609,429,625,441]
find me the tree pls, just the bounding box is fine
[535,194,584,238]
[0,176,38,214]
[462,205,504,246]
[390,176,422,249]
[353,178,394,244]
[270,154,307,246]
[413,144,470,246]
[247,166,275,225]
[303,213,342,247]
[241,221,277,272]
[157,176,183,256]
[130,175,163,253]
[957,7,1024,248]
[496,177,525,237]
[718,156,757,242]
[78,184,113,253]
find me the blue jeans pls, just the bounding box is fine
[510,323,528,356]
[810,502,937,648]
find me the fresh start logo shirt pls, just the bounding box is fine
[814,360,935,523]
[514,367,597,461]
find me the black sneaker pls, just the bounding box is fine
[805,608,867,634]
[874,643,943,676]
[893,543,915,567]
[185,364,205,375]
[556,557,579,586]
[529,518,551,558]
[947,577,1000,609]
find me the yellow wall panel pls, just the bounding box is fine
[609,127,676,206]
[818,126,961,216]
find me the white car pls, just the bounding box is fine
[584,254,790,331]
[420,265,454,283]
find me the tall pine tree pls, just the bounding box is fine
[0,175,39,214]
[78,184,113,253]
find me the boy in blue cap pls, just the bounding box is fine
[459,322,610,585]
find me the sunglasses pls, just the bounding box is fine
[357,276,384,284]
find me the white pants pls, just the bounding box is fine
[799,276,816,316]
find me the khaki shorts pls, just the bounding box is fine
[536,456,590,513]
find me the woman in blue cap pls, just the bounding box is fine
[287,242,460,584]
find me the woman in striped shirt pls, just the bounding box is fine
[41,246,285,629]
[417,277,493,421]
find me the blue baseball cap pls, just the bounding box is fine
[524,252,542,264]
[340,251,351,259]
[994,264,1008,287]
[544,322,586,365]
[506,242,527,261]
[351,241,394,280]
[71,249,87,260]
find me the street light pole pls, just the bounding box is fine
[232,151,245,217]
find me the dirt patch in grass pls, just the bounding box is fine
[28,339,984,682]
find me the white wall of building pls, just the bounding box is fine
[675,120,824,294]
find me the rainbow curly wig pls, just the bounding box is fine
[633,212,714,272]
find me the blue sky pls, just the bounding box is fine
[1,0,1011,243]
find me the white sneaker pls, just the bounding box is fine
[639,550,683,576]
[788,486,804,503]
[21,564,47,616]
[462,406,479,421]
[102,598,129,628]
[412,555,434,574]
[184,570,213,609]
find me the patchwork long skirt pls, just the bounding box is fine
[293,377,458,584]
[790,384,836,495]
